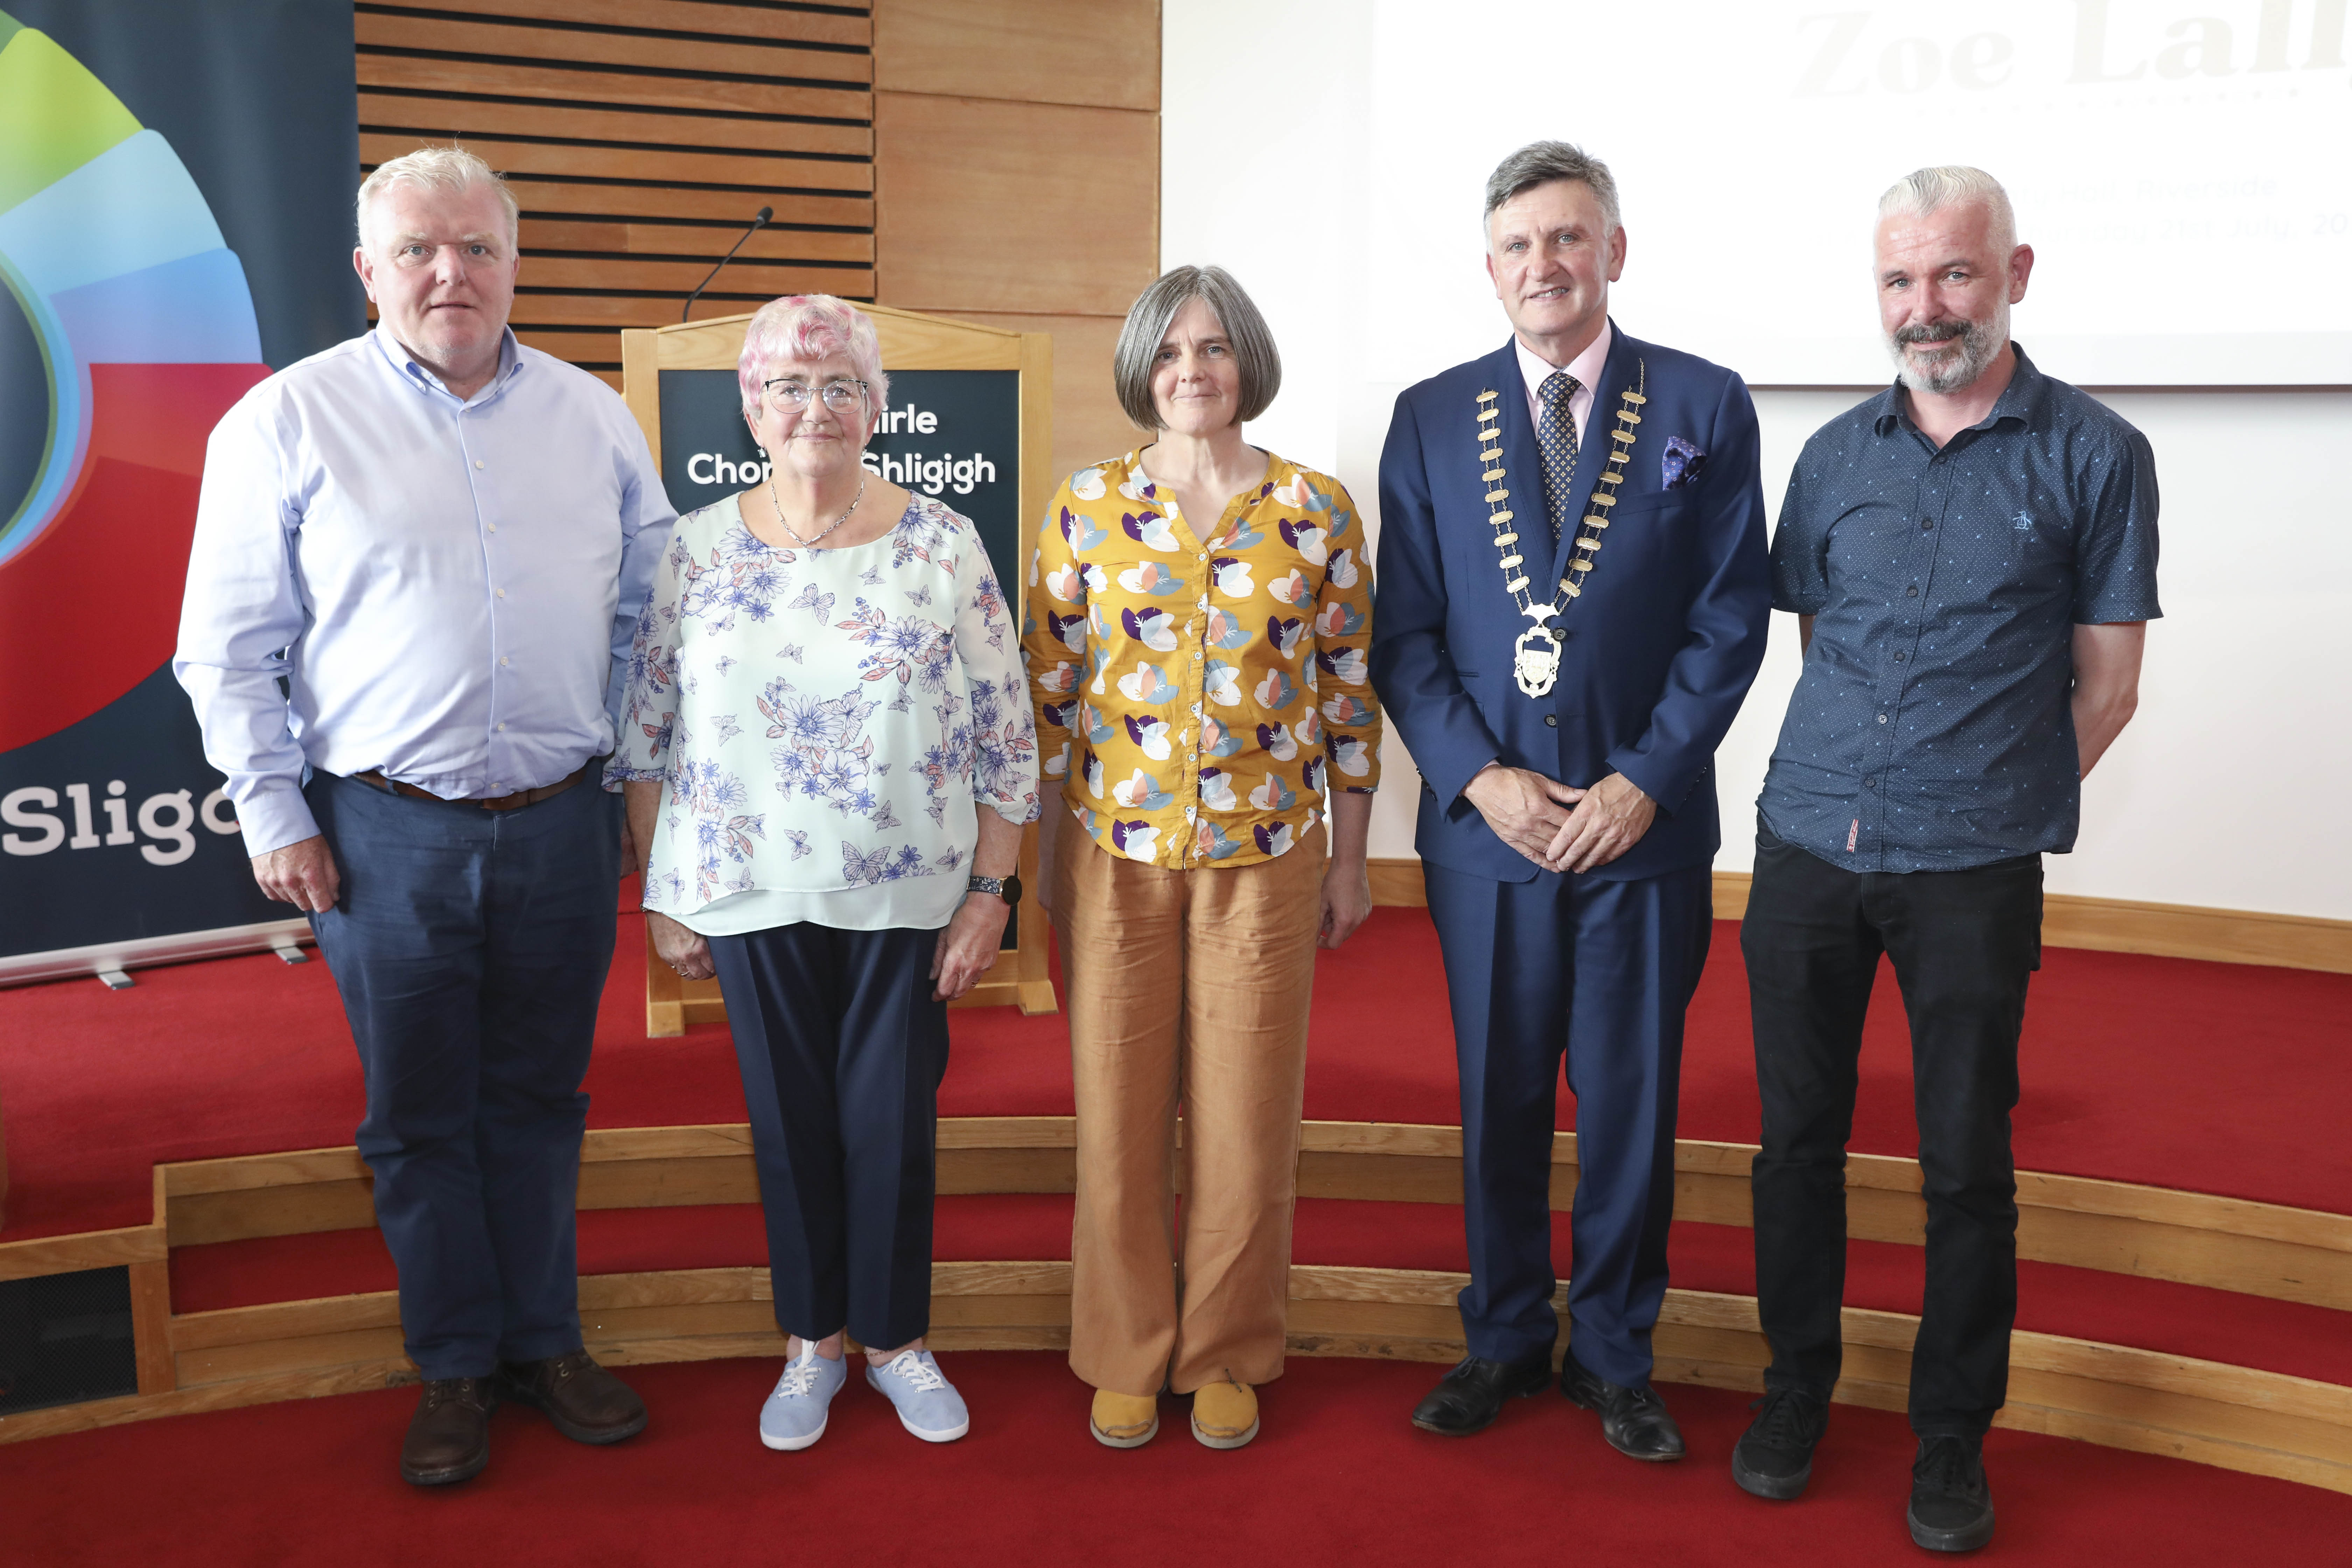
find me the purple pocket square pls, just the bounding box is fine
[1662,435,1706,490]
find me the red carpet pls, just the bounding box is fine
[5,905,2352,1553]
[3,1353,2348,1567]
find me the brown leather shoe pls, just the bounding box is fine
[402,1377,494,1486]
[496,1350,648,1444]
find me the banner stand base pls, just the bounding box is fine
[1,918,314,989]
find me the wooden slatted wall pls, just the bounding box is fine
[872,0,1161,476]
[356,0,878,388]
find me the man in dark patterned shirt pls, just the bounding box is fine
[1731,167,2159,1554]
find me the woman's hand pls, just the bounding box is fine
[648,910,714,982]
[931,894,1011,1000]
[1318,858,1372,950]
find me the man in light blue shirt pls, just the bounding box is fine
[175,148,674,1487]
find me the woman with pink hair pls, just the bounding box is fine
[610,295,1037,1452]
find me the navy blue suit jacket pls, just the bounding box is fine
[1370,324,1771,883]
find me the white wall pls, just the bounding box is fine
[1164,0,2352,919]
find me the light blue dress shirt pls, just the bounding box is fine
[175,325,676,856]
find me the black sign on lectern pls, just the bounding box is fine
[655,369,1025,599]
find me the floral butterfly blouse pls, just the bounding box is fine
[609,491,1038,934]
[1022,449,1382,870]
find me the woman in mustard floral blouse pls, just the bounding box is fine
[1022,265,1383,1451]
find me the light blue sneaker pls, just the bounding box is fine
[760,1344,848,1451]
[864,1348,969,1442]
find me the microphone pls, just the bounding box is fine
[680,206,773,323]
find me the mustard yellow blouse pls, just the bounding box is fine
[1021,449,1382,869]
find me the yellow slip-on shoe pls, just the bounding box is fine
[1090,1388,1160,1448]
[1190,1377,1259,1450]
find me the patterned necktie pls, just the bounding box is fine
[1536,370,1581,546]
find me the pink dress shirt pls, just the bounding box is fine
[1514,321,1614,451]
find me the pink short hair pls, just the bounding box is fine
[737,294,890,424]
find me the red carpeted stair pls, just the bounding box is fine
[3,904,2350,1561]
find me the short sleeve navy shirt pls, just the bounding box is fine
[1758,345,2161,872]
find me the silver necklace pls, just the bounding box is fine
[768,472,866,548]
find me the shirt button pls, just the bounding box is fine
[1877,713,1888,723]
[1905,586,1918,597]
[496,588,506,598]
[497,722,507,732]
[475,460,485,470]
[487,522,498,533]
[1920,518,1933,531]
[1863,777,1876,790]
[1544,714,1557,728]
[499,656,510,666]
[1893,652,1906,663]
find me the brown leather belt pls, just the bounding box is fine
[351,761,593,812]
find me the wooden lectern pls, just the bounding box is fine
[619,307,1058,1035]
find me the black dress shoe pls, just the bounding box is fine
[495,1350,648,1444]
[1732,1387,1829,1499]
[1409,1351,1553,1436]
[401,1376,495,1486]
[1908,1434,1995,1552]
[1561,1351,1685,1461]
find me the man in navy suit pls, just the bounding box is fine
[1371,141,1770,1457]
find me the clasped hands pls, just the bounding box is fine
[1463,763,1656,875]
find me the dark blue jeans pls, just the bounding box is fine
[708,923,949,1353]
[1743,823,2041,1438]
[306,770,619,1380]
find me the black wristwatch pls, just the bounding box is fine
[967,873,1022,907]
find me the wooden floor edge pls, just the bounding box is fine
[135,1119,2352,1255]
[1364,859,2352,974]
[5,1266,2349,1501]
[0,1224,166,1282]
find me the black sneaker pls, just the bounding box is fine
[1907,1433,1996,1552]
[1731,1387,1828,1500]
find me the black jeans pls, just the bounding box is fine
[1741,823,2042,1438]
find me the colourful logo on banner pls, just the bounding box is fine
[0,12,271,750]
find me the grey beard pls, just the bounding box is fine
[1887,315,2003,396]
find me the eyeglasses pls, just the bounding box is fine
[763,378,868,413]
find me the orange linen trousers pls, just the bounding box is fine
[1056,828,1324,1397]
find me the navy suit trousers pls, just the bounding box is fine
[1424,857,1713,1387]
[709,923,949,1352]
[306,769,619,1380]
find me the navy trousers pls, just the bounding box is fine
[306,770,619,1380]
[1423,858,1714,1387]
[708,923,950,1352]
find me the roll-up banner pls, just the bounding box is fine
[0,2,365,985]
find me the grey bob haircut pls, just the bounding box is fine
[1483,140,1622,236]
[1113,265,1282,431]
